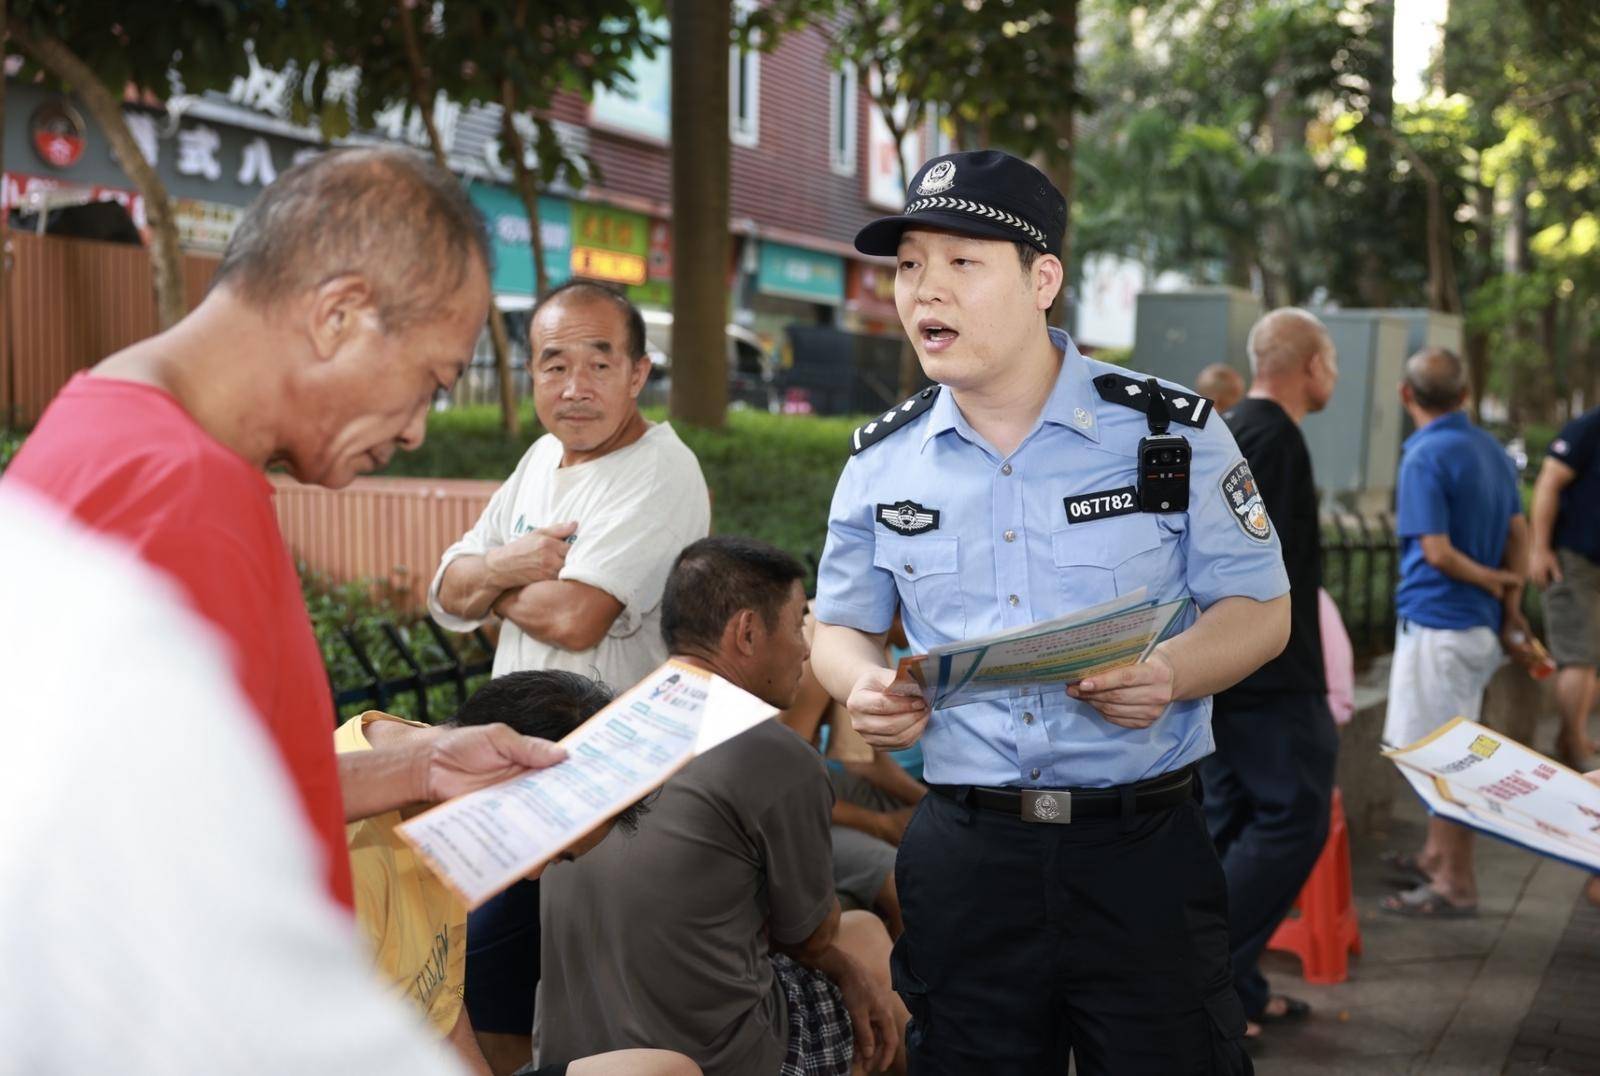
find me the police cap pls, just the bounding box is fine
[854,150,1066,258]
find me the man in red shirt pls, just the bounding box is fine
[3,147,563,909]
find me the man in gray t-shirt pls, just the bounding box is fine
[536,538,904,1076]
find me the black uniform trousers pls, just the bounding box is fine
[1199,691,1339,1019]
[890,781,1252,1075]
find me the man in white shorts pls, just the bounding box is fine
[1381,348,1528,917]
[430,281,710,689]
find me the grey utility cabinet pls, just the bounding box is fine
[1387,308,1465,360]
[1301,310,1412,511]
[1129,288,1262,386]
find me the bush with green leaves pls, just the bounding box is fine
[390,405,866,585]
[301,563,493,725]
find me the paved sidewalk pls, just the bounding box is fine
[1252,739,1596,1075]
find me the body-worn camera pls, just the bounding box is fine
[1139,434,1191,512]
[1138,378,1191,512]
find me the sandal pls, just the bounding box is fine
[1258,995,1311,1023]
[1379,883,1477,918]
[1378,850,1431,886]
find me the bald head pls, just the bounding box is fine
[1247,308,1332,379]
[1196,363,1244,412]
[1403,347,1469,414]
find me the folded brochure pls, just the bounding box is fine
[1385,717,1600,875]
[397,659,776,908]
[892,588,1190,709]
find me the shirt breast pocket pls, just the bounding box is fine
[1051,514,1167,609]
[873,535,964,637]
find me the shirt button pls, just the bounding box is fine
[1008,594,1020,606]
[1003,529,1016,542]
[1001,463,1013,476]
[904,562,915,575]
[1030,767,1041,780]
[1023,711,1035,725]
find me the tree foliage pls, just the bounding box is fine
[1073,0,1598,420]
[5,1,292,327]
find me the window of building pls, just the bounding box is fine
[730,5,761,147]
[829,65,858,175]
[729,47,760,145]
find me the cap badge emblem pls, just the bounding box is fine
[916,160,956,195]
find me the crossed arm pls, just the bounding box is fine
[433,522,623,651]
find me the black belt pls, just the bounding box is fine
[928,765,1196,824]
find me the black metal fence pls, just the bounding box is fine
[324,617,496,724]
[1320,511,1400,660]
[323,513,1403,714]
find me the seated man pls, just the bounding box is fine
[337,671,697,1076]
[779,610,925,939]
[538,537,906,1076]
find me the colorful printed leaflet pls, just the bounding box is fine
[1385,717,1600,874]
[398,660,775,908]
[893,589,1190,709]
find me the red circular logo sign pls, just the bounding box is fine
[30,100,87,170]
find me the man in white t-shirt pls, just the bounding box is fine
[430,282,710,690]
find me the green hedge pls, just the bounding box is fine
[390,405,864,573]
[0,429,22,476]
[302,563,494,724]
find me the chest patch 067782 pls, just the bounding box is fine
[1064,485,1141,524]
[877,500,940,535]
[1220,459,1272,542]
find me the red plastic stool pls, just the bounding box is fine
[1266,788,1363,984]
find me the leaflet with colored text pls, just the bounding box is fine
[397,660,776,908]
[892,588,1190,709]
[1385,717,1600,874]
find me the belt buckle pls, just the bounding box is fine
[1020,789,1072,824]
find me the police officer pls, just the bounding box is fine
[810,149,1291,1075]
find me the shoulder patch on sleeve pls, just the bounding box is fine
[1551,438,1570,457]
[1092,373,1212,429]
[1219,458,1272,542]
[851,386,942,455]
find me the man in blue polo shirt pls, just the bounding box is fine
[1529,403,1600,768]
[1381,348,1527,917]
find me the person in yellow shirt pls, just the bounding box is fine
[337,670,697,1076]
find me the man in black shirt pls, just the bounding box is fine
[1530,404,1600,768]
[1202,308,1341,1045]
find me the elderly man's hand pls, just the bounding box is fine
[417,723,567,803]
[1067,652,1176,729]
[1530,548,1564,588]
[847,666,928,750]
[485,521,578,588]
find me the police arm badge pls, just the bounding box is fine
[1219,459,1271,542]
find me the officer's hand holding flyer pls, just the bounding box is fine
[1386,717,1600,873]
[891,588,1190,709]
[397,660,775,908]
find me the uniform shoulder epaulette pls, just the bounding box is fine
[1092,372,1213,429]
[850,385,942,455]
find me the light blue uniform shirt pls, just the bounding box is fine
[814,328,1291,788]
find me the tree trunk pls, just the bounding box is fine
[498,96,548,295]
[1259,52,1298,307]
[669,0,730,428]
[0,0,11,425]
[1504,176,1531,424]
[10,19,184,329]
[500,0,547,295]
[398,1,520,436]
[1464,185,1493,419]
[1046,1,1077,331]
